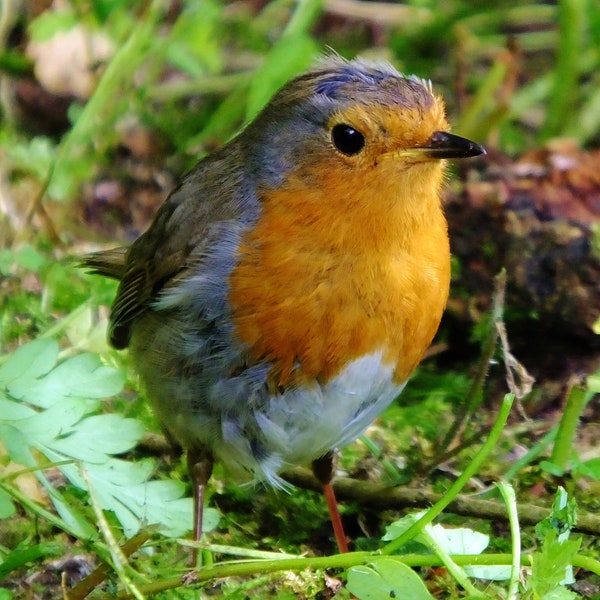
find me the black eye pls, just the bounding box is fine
[331,124,365,156]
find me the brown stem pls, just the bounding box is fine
[282,466,600,536]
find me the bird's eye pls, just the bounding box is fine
[331,124,365,156]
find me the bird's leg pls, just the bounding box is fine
[187,447,214,565]
[311,450,349,553]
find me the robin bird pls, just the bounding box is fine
[83,55,485,555]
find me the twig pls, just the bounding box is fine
[281,467,600,536]
[496,315,535,416]
[67,531,151,600]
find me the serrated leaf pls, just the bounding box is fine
[542,587,579,600]
[11,353,124,408]
[0,339,58,390]
[77,460,196,537]
[347,558,434,600]
[0,398,37,420]
[530,530,581,596]
[0,340,199,539]
[536,487,577,540]
[0,424,37,466]
[124,482,197,537]
[92,471,192,536]
[68,456,156,487]
[17,397,91,443]
[46,457,195,537]
[49,414,144,463]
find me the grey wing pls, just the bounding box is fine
[108,148,256,350]
[108,188,195,349]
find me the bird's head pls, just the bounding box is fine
[242,55,484,202]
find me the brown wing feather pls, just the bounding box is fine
[84,144,250,350]
[81,247,127,280]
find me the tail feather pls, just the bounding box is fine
[80,247,127,281]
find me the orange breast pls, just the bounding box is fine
[228,159,451,388]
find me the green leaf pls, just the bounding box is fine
[0,424,37,467]
[535,487,577,540]
[0,338,199,539]
[0,398,37,420]
[420,523,512,581]
[0,542,61,579]
[530,530,581,596]
[542,588,579,600]
[54,457,200,537]
[17,397,91,443]
[422,524,489,555]
[9,353,124,408]
[15,246,46,271]
[384,513,489,555]
[384,513,498,590]
[0,339,58,391]
[48,414,144,462]
[73,459,197,537]
[66,455,155,488]
[383,512,425,543]
[127,481,198,536]
[347,558,434,600]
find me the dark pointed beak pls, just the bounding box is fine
[420,131,486,159]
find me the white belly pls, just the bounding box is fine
[165,351,405,488]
